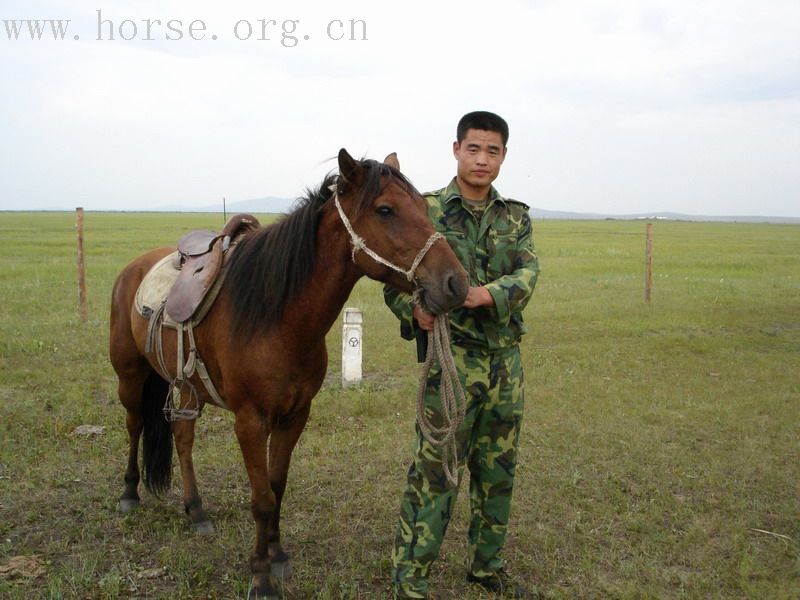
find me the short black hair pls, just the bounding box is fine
[456,111,509,146]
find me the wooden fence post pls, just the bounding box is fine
[76,207,88,323]
[644,222,653,303]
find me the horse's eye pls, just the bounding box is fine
[376,206,393,217]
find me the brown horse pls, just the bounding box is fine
[109,149,468,598]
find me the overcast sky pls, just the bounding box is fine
[1,0,798,216]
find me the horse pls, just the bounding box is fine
[109,149,468,599]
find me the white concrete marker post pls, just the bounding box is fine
[342,307,363,386]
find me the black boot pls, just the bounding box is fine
[466,568,531,598]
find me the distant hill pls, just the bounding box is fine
[529,207,800,224]
[159,196,297,214]
[8,197,797,224]
[164,197,800,224]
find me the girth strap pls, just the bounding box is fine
[185,320,228,411]
[145,300,230,421]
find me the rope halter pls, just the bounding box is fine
[332,185,444,283]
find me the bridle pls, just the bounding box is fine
[331,185,444,283]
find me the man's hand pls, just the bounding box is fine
[414,286,494,331]
[462,286,494,309]
[412,304,436,331]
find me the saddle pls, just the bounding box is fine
[166,213,260,323]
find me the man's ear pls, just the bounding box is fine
[383,152,400,170]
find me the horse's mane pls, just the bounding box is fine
[226,158,419,340]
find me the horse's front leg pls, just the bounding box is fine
[172,416,214,535]
[235,405,280,600]
[266,403,311,580]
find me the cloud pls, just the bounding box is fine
[1,0,798,215]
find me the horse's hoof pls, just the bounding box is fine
[248,576,281,600]
[271,560,292,580]
[193,520,215,536]
[118,498,140,514]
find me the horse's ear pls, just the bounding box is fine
[383,152,400,171]
[338,148,362,183]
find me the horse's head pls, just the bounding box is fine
[335,148,468,315]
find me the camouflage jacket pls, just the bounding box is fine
[384,178,540,351]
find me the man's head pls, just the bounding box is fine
[453,111,509,199]
[456,111,509,147]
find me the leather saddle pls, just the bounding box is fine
[165,213,260,323]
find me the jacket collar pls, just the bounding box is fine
[442,177,506,208]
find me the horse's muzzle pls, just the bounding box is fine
[417,269,468,315]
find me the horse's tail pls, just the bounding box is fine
[141,371,173,495]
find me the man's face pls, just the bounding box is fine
[453,129,507,195]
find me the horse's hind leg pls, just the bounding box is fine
[116,366,173,511]
[120,407,144,512]
[172,416,214,535]
[116,370,148,513]
[266,404,311,580]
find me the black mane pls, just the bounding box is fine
[226,159,418,340]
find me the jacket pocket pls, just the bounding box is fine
[486,232,519,279]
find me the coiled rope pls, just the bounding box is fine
[416,314,467,488]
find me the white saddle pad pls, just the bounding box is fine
[134,252,181,328]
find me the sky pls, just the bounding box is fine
[1,0,798,216]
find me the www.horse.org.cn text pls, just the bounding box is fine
[2,10,369,47]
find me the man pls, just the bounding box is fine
[384,111,540,599]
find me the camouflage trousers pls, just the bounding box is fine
[392,344,525,599]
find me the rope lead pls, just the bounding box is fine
[416,314,467,489]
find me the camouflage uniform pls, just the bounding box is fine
[384,178,540,598]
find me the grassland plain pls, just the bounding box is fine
[0,211,798,599]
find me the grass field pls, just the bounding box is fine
[1,211,798,599]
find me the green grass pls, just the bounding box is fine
[1,212,798,599]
